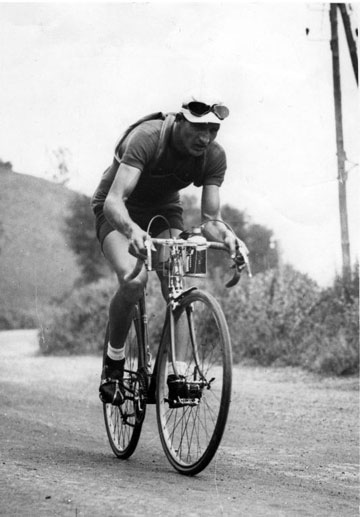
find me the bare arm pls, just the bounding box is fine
[104,163,148,258]
[201,185,248,257]
[201,184,230,241]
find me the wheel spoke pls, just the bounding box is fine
[103,310,146,459]
[157,290,232,475]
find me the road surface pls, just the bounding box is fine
[0,330,358,516]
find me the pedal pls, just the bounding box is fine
[167,376,203,408]
[165,397,201,409]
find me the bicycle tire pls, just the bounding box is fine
[103,306,147,459]
[156,289,232,475]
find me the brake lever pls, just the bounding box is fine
[225,266,241,288]
[225,245,251,288]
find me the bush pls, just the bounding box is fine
[38,263,359,376]
[0,307,38,330]
[221,265,320,365]
[0,159,13,172]
[294,271,359,375]
[39,277,114,355]
[63,193,111,284]
[39,273,166,356]
[299,327,359,376]
[220,264,359,375]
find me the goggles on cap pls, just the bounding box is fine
[182,101,230,121]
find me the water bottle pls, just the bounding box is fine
[185,227,207,276]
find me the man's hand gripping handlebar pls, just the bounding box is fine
[124,236,251,287]
[226,238,251,287]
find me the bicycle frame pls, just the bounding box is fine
[138,293,193,404]
[141,236,207,388]
[133,245,207,402]
[103,228,247,473]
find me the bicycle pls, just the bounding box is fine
[101,218,249,476]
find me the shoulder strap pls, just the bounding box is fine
[114,112,205,176]
[153,112,206,176]
[153,112,176,165]
[114,112,177,168]
[115,112,165,153]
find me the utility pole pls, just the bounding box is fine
[338,3,358,85]
[329,3,352,284]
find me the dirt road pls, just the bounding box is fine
[0,330,358,516]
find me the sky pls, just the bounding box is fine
[0,1,358,286]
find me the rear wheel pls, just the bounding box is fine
[156,290,232,475]
[103,306,147,459]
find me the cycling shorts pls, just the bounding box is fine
[94,203,184,250]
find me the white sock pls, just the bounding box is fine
[107,343,125,361]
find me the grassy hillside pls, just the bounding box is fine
[0,167,82,324]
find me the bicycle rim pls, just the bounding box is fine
[156,290,232,475]
[103,312,146,459]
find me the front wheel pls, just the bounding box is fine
[103,307,147,459]
[156,290,232,475]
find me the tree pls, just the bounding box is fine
[45,147,72,185]
[63,193,110,284]
[181,194,279,275]
[0,159,13,173]
[64,192,279,285]
[245,222,278,274]
[0,222,4,256]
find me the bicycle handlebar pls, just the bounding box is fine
[124,237,249,288]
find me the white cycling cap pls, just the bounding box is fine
[180,95,229,124]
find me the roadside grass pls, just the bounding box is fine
[222,265,359,375]
[15,264,360,376]
[37,274,165,357]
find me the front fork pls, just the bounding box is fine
[148,287,210,403]
[168,288,207,387]
[168,287,198,378]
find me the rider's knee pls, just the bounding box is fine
[118,272,147,301]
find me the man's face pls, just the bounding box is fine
[178,120,220,157]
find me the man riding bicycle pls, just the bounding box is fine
[91,95,247,405]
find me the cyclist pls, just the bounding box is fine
[91,95,248,405]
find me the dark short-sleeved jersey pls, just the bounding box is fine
[91,118,227,213]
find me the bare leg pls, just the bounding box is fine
[102,230,147,354]
[99,230,148,404]
[102,228,185,379]
[155,229,188,367]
